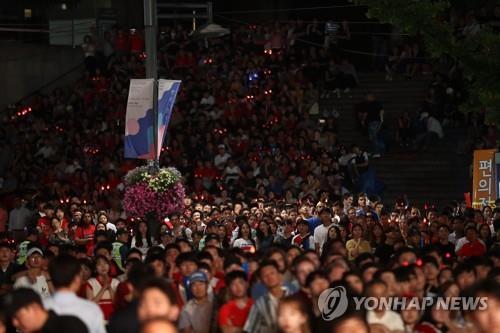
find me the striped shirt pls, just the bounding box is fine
[243,286,292,333]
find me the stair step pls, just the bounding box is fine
[320,72,469,208]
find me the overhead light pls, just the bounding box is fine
[61,3,68,10]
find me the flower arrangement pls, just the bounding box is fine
[123,166,185,221]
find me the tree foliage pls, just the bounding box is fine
[355,0,500,123]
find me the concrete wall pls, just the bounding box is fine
[0,42,84,109]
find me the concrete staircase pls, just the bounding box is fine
[321,72,470,209]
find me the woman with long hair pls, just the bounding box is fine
[130,220,154,258]
[86,255,120,320]
[345,224,372,261]
[78,258,93,298]
[368,223,386,249]
[217,224,231,249]
[256,220,274,250]
[321,225,341,255]
[48,217,72,245]
[232,221,256,253]
[478,223,494,249]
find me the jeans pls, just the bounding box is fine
[368,121,385,155]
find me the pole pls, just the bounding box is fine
[71,0,75,47]
[207,2,213,23]
[192,10,196,32]
[144,0,159,172]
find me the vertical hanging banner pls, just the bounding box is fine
[124,79,155,159]
[472,149,497,208]
[157,79,181,159]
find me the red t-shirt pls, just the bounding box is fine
[114,281,132,310]
[114,34,129,52]
[75,224,96,256]
[218,299,254,328]
[37,217,52,246]
[457,240,486,257]
[129,34,144,53]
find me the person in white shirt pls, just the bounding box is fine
[366,281,405,333]
[448,217,465,244]
[214,145,231,170]
[200,92,215,106]
[416,112,444,150]
[314,207,333,255]
[45,255,106,333]
[232,222,256,253]
[8,197,31,237]
[14,246,52,298]
[223,159,243,184]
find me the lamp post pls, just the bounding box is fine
[144,0,159,174]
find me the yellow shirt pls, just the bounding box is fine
[346,238,372,261]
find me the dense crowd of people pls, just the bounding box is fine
[0,16,499,333]
[1,193,500,333]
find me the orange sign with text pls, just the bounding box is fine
[472,149,497,208]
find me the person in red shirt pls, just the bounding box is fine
[0,203,8,233]
[456,226,486,258]
[113,29,129,55]
[218,270,253,332]
[37,204,55,247]
[129,29,144,54]
[75,211,96,256]
[55,206,69,231]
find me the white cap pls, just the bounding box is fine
[26,247,43,257]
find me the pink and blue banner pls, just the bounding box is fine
[157,79,181,158]
[124,79,180,159]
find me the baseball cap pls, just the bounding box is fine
[218,144,225,149]
[26,247,44,257]
[189,271,208,284]
[3,288,42,317]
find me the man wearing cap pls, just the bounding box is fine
[0,241,22,294]
[3,288,88,333]
[14,245,52,298]
[178,271,214,333]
